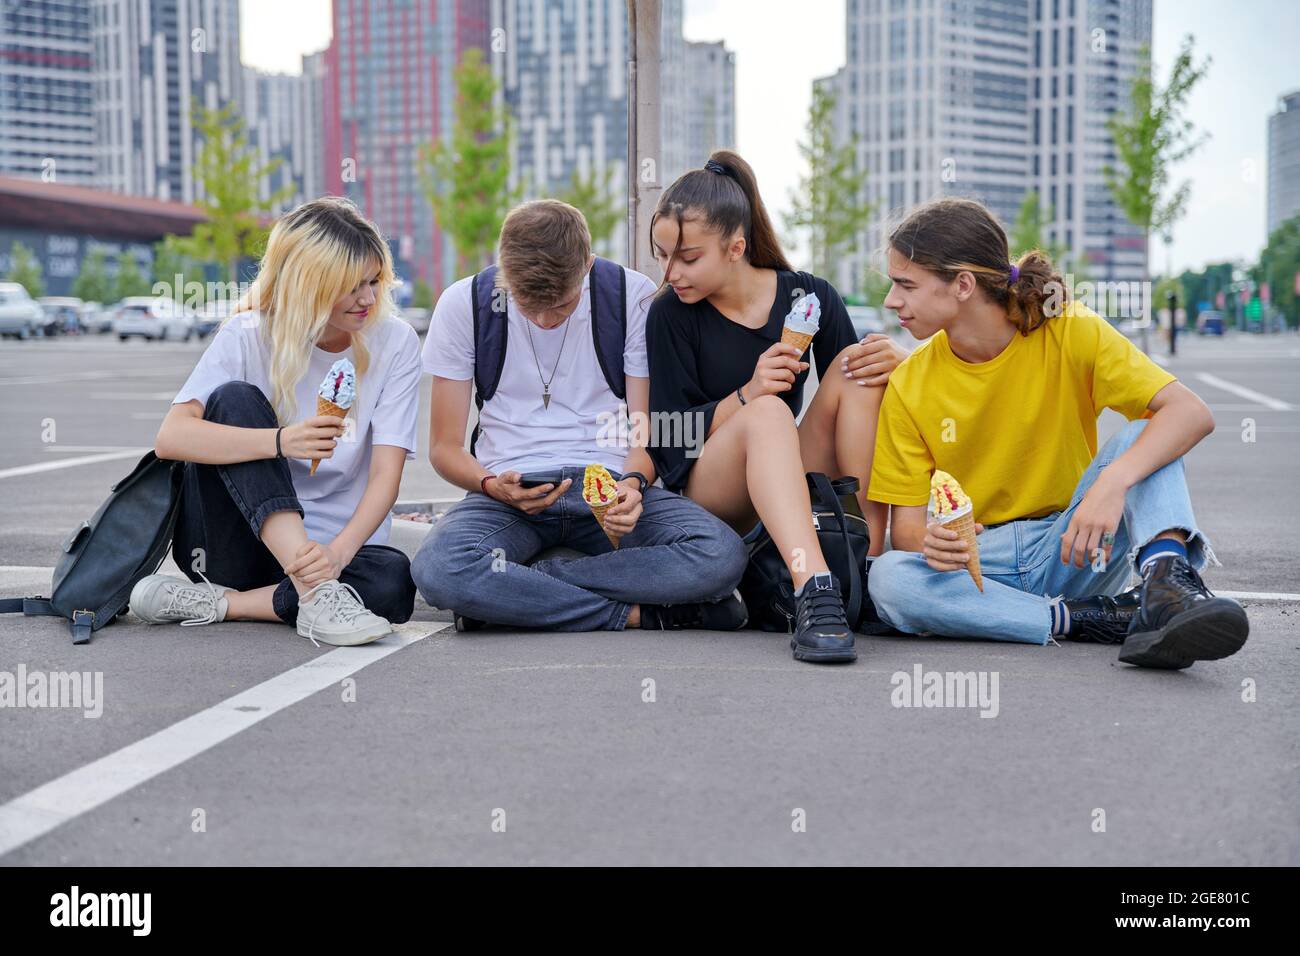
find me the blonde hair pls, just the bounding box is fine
[233,197,396,424]
[496,200,591,311]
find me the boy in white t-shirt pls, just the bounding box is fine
[412,200,749,631]
[128,198,421,646]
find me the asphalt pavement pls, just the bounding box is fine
[0,330,1296,865]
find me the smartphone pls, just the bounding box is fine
[519,471,565,489]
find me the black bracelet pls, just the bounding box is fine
[736,385,747,406]
[275,426,284,459]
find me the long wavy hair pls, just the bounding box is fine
[232,196,396,424]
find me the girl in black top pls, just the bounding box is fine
[645,149,906,664]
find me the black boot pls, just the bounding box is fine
[1119,555,1249,669]
[454,613,487,632]
[640,590,749,631]
[1059,589,1141,644]
[789,572,856,664]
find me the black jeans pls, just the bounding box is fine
[171,380,416,626]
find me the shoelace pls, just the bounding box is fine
[798,586,846,630]
[299,580,369,647]
[161,569,224,627]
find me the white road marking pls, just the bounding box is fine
[0,449,148,481]
[129,411,167,420]
[1218,590,1300,602]
[42,444,149,453]
[0,622,451,859]
[1194,372,1294,411]
[88,391,175,401]
[0,367,190,387]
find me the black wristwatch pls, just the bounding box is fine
[621,471,649,494]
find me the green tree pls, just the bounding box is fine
[113,251,151,301]
[412,278,434,311]
[420,47,520,275]
[556,165,622,257]
[1251,213,1300,329]
[179,100,293,283]
[5,242,45,298]
[1008,191,1066,263]
[783,84,873,281]
[1104,36,1210,348]
[152,235,199,302]
[1177,261,1234,327]
[72,248,111,303]
[861,266,892,309]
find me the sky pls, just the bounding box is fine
[240,0,1300,274]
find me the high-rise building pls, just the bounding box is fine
[495,0,707,265]
[89,0,243,203]
[683,40,737,167]
[242,62,327,216]
[835,0,1149,295]
[0,0,97,185]
[1267,90,1300,239]
[324,0,492,288]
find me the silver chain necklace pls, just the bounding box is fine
[523,311,571,410]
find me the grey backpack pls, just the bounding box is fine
[0,452,185,644]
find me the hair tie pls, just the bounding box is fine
[704,159,734,179]
[1008,264,1020,285]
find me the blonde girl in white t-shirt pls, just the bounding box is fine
[130,197,422,646]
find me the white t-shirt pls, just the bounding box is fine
[173,311,422,547]
[422,266,655,475]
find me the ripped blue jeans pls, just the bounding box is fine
[867,419,1217,645]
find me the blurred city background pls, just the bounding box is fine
[0,0,1297,344]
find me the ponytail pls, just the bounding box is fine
[650,149,792,294]
[889,197,1066,335]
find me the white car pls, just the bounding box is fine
[113,297,197,341]
[0,282,44,339]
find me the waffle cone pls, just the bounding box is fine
[310,397,348,476]
[780,328,815,356]
[587,499,621,549]
[940,509,983,592]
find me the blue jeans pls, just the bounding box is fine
[171,380,416,626]
[867,420,1216,645]
[410,466,750,631]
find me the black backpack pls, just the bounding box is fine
[0,452,185,644]
[739,472,890,634]
[469,256,627,454]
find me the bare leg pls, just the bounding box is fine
[224,584,282,622]
[258,510,313,597]
[685,394,830,590]
[797,345,888,555]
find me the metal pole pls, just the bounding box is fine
[627,0,663,280]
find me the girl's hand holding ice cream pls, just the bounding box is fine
[279,415,346,462]
[746,341,809,399]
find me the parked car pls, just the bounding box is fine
[197,299,236,339]
[0,282,44,339]
[113,296,197,341]
[1196,310,1225,336]
[401,306,432,335]
[38,296,87,335]
[846,305,886,339]
[82,302,113,333]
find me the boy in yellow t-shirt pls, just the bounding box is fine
[866,199,1248,670]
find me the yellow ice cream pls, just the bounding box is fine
[583,464,618,505]
[929,470,971,517]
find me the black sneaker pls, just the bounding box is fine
[1118,555,1249,669]
[789,572,856,664]
[1060,589,1141,644]
[454,613,487,633]
[640,590,749,630]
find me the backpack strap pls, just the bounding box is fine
[470,266,508,456]
[0,596,57,616]
[808,471,863,627]
[588,256,627,400]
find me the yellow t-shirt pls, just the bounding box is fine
[869,302,1176,525]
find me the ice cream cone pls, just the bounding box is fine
[780,327,815,356]
[310,396,347,476]
[940,506,983,592]
[587,498,622,549]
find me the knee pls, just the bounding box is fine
[205,381,275,425]
[411,534,487,609]
[365,551,416,624]
[703,523,750,589]
[740,393,796,429]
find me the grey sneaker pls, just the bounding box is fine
[296,580,392,647]
[130,573,232,627]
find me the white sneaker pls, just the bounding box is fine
[130,572,232,626]
[296,580,392,647]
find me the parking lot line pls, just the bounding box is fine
[1194,372,1294,411]
[0,449,149,481]
[0,622,451,860]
